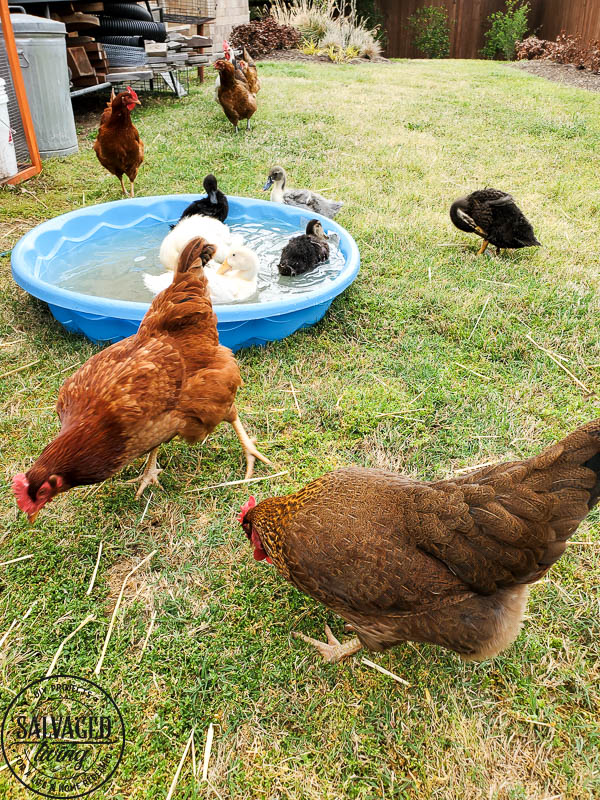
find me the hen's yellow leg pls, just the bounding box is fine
[132,447,162,498]
[294,625,362,664]
[230,415,272,479]
[477,240,489,255]
[119,176,127,196]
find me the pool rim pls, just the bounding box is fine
[11,194,360,323]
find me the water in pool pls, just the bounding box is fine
[48,219,345,305]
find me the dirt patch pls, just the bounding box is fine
[257,48,389,65]
[512,60,600,92]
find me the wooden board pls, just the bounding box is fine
[62,12,100,31]
[67,45,94,78]
[375,0,600,58]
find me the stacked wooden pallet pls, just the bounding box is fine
[143,31,211,70]
[66,38,110,88]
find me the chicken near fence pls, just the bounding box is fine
[93,86,144,197]
[240,47,261,95]
[214,59,257,133]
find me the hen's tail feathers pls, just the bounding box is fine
[454,419,600,589]
[176,237,217,276]
[518,420,600,578]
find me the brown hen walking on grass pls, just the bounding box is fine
[240,421,600,663]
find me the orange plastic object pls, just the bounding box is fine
[0,0,42,184]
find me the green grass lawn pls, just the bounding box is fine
[1,58,599,799]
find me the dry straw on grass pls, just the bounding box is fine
[95,550,157,676]
[46,613,96,677]
[166,727,195,800]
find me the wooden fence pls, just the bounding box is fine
[375,0,600,59]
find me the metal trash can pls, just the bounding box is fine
[10,12,78,159]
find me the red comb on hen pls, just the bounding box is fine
[126,86,139,101]
[12,473,36,514]
[238,496,256,523]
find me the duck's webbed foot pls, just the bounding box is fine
[293,625,362,664]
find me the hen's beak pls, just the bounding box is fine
[216,259,232,275]
[262,178,273,191]
[134,99,141,105]
[27,510,39,524]
[209,191,217,204]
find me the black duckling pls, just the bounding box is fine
[278,219,330,277]
[179,174,229,223]
[450,189,541,255]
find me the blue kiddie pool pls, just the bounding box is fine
[11,195,360,351]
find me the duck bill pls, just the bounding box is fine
[262,178,273,192]
[216,259,232,275]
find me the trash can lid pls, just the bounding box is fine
[7,13,66,35]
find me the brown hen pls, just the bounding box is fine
[240,421,600,663]
[240,48,261,95]
[214,59,257,133]
[93,86,144,197]
[12,238,271,522]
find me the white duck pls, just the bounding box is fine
[205,245,259,304]
[159,214,242,270]
[144,244,259,305]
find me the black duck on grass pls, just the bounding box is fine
[178,175,229,224]
[450,189,541,255]
[278,219,330,277]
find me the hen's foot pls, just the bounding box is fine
[231,416,273,479]
[128,448,162,498]
[294,625,362,664]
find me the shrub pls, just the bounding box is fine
[229,15,300,57]
[481,0,530,60]
[515,32,600,73]
[408,6,451,59]
[271,0,382,60]
[515,35,551,60]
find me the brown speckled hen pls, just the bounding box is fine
[239,421,600,663]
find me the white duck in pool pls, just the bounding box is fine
[159,214,242,269]
[144,244,259,304]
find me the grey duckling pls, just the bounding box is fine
[278,219,330,277]
[263,166,343,219]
